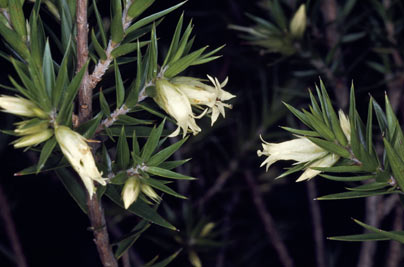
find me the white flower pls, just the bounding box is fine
[171,75,235,126]
[257,135,339,181]
[13,129,53,148]
[55,125,106,198]
[0,95,47,118]
[289,4,306,39]
[154,79,202,138]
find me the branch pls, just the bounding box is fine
[244,171,294,267]
[306,180,326,267]
[0,184,27,267]
[86,2,134,92]
[76,1,118,266]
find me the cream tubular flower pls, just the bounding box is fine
[296,153,340,182]
[171,75,235,126]
[13,129,53,148]
[338,110,351,143]
[122,177,141,209]
[154,79,202,138]
[0,95,47,118]
[55,125,106,198]
[257,136,328,171]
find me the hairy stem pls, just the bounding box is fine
[76,1,118,266]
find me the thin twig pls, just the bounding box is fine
[386,204,402,267]
[306,180,326,267]
[86,2,134,92]
[0,184,27,267]
[76,1,118,266]
[356,196,381,267]
[244,171,294,267]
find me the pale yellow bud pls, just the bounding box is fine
[55,125,106,198]
[122,177,141,209]
[289,4,306,39]
[338,110,351,143]
[200,222,215,237]
[14,120,49,136]
[0,95,47,118]
[189,250,202,267]
[13,129,53,148]
[141,184,160,202]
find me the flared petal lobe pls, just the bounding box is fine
[55,126,106,198]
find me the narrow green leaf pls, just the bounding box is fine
[53,37,71,108]
[114,60,125,107]
[110,0,124,44]
[91,29,107,60]
[329,231,404,242]
[132,129,140,156]
[126,1,186,34]
[141,177,187,199]
[110,40,149,58]
[42,40,56,98]
[307,137,350,158]
[158,159,190,170]
[92,0,107,47]
[105,185,176,230]
[164,46,207,78]
[147,137,187,166]
[383,138,404,191]
[36,137,57,173]
[57,62,89,123]
[114,222,151,259]
[163,13,184,67]
[345,182,389,191]
[316,190,397,200]
[170,20,193,64]
[366,97,374,156]
[304,111,335,141]
[125,40,143,108]
[372,96,388,134]
[8,0,27,40]
[283,102,311,127]
[312,165,364,173]
[141,120,165,162]
[319,174,375,182]
[109,171,128,185]
[127,0,155,20]
[147,249,182,267]
[99,89,111,116]
[0,19,29,58]
[353,219,404,243]
[56,168,88,214]
[146,166,195,180]
[280,127,320,137]
[117,126,130,169]
[77,112,103,139]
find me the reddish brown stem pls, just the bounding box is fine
[76,1,118,266]
[76,0,91,124]
[244,171,294,267]
[0,184,27,267]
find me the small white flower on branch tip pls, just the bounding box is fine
[0,95,48,118]
[54,125,106,198]
[13,129,53,148]
[257,135,339,181]
[338,109,351,143]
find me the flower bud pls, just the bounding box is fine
[122,177,141,209]
[338,110,351,143]
[55,125,106,198]
[140,183,160,203]
[0,95,47,118]
[13,129,53,148]
[14,120,49,136]
[289,4,306,39]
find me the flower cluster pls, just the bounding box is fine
[0,95,53,148]
[258,110,351,181]
[153,75,235,138]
